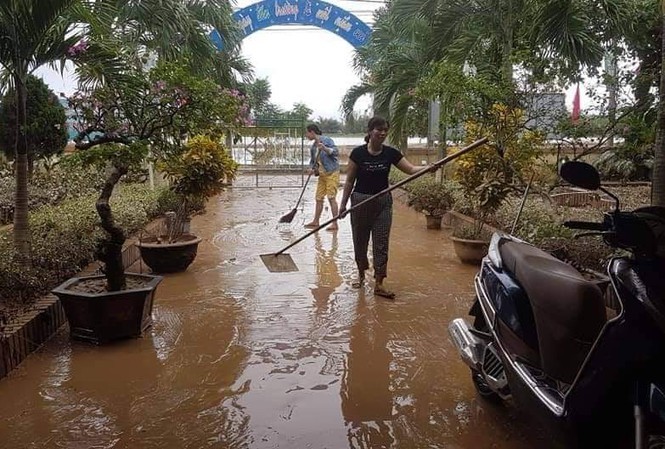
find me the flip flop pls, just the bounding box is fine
[351,278,364,289]
[374,286,396,299]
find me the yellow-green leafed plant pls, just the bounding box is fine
[159,135,239,241]
[453,103,544,239]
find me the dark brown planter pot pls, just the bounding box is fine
[425,215,443,229]
[136,233,202,274]
[52,273,163,344]
[450,236,489,265]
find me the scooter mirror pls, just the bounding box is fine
[559,161,601,190]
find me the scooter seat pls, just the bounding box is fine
[499,240,607,383]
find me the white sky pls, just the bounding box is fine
[34,0,585,121]
[235,0,380,119]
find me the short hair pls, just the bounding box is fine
[306,124,322,135]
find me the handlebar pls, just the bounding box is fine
[563,220,607,231]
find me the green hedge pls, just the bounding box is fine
[0,165,107,225]
[0,184,178,308]
[389,168,615,272]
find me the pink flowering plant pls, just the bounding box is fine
[67,59,248,291]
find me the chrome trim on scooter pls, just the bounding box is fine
[448,318,485,371]
[474,266,565,416]
[482,343,508,391]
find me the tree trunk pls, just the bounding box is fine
[28,153,34,178]
[501,0,514,83]
[13,73,31,264]
[96,163,128,291]
[653,2,665,206]
[398,129,408,156]
[605,48,618,148]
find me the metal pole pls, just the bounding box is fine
[511,173,535,234]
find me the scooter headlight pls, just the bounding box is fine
[487,233,503,269]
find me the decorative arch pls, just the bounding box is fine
[210,0,372,50]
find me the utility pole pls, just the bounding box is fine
[605,49,618,148]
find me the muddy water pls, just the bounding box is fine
[0,177,551,448]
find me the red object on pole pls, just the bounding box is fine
[572,84,581,123]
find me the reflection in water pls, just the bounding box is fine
[310,233,342,309]
[0,182,545,449]
[342,293,395,449]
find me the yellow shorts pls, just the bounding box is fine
[315,171,340,201]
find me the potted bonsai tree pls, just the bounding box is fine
[407,177,456,229]
[135,135,238,273]
[51,140,162,344]
[51,59,248,344]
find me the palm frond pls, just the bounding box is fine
[388,92,414,144]
[342,83,374,119]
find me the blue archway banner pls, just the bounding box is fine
[210,0,372,49]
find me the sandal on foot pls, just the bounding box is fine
[374,286,396,299]
[351,278,364,289]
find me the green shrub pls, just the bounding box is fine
[0,164,106,225]
[494,195,615,272]
[495,196,573,242]
[407,177,456,217]
[0,184,175,310]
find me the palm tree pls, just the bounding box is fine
[0,0,251,263]
[390,0,624,83]
[345,0,631,146]
[88,0,250,86]
[652,2,665,206]
[0,0,86,262]
[343,8,433,146]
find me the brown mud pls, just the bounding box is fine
[0,175,553,448]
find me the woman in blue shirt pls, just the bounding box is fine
[305,124,340,231]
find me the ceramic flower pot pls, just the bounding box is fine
[136,233,202,273]
[450,236,489,265]
[52,273,163,344]
[425,214,443,229]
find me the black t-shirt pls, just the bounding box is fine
[349,144,404,194]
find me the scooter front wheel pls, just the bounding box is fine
[471,370,502,403]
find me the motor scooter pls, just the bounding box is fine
[448,160,665,448]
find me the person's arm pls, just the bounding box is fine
[338,160,358,218]
[317,136,337,158]
[307,144,316,173]
[395,154,438,175]
[395,157,423,175]
[324,137,339,158]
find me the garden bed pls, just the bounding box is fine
[0,217,166,379]
[394,176,652,274]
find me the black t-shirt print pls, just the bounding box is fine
[349,144,404,194]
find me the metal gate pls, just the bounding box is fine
[231,116,307,188]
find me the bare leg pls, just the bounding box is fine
[305,200,323,228]
[326,196,339,230]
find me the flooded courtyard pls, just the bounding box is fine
[0,176,551,448]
